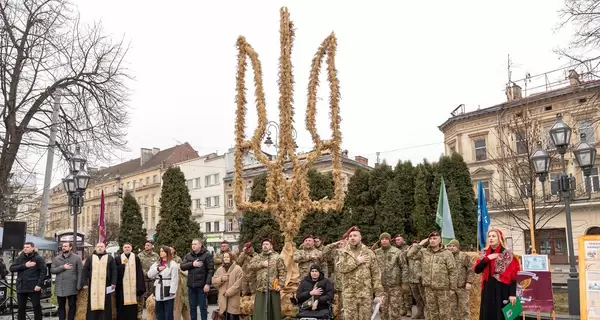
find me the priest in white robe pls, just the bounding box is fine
[81,242,118,320]
[115,243,146,320]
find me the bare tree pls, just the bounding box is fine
[0,0,131,215]
[488,109,566,240]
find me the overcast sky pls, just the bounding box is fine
[24,0,577,190]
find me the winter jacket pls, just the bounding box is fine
[148,259,179,302]
[180,248,214,288]
[296,271,334,310]
[212,263,243,315]
[50,252,83,297]
[9,251,46,293]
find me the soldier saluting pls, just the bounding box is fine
[407,231,458,320]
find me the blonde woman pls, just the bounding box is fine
[148,246,179,320]
[211,252,243,320]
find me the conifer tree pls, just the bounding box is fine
[239,174,282,250]
[155,167,202,255]
[119,191,147,252]
[412,164,433,239]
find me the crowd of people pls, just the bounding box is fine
[6,226,519,320]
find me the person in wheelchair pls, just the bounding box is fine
[295,264,334,318]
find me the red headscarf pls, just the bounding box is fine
[476,228,520,286]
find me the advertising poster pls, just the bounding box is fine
[516,271,554,311]
[579,235,600,320]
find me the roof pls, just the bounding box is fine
[50,143,198,195]
[438,80,600,132]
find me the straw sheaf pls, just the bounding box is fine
[72,288,117,320]
[233,7,344,243]
[466,252,482,320]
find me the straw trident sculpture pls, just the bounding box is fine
[233,7,345,244]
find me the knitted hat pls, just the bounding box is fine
[448,239,460,247]
[379,232,391,240]
[309,264,322,272]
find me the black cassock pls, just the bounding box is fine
[81,252,118,320]
[115,253,146,320]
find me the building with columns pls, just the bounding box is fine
[29,143,198,239]
[438,69,600,268]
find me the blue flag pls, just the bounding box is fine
[477,180,490,250]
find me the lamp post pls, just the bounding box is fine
[264,120,298,150]
[531,113,597,316]
[62,146,90,254]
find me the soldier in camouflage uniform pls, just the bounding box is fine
[406,241,426,319]
[236,242,256,295]
[446,239,474,320]
[213,240,231,270]
[374,233,409,320]
[393,234,414,316]
[322,239,345,319]
[314,236,324,251]
[248,238,287,320]
[138,241,159,315]
[337,226,384,320]
[293,235,324,277]
[408,231,458,320]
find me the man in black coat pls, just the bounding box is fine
[296,263,335,318]
[9,241,47,320]
[180,238,214,320]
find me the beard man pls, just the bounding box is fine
[81,243,118,320]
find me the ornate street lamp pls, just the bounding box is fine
[63,147,89,254]
[533,116,598,316]
[264,120,298,150]
[70,146,86,171]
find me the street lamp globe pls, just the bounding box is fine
[573,134,597,176]
[531,143,551,176]
[70,146,87,171]
[264,135,274,147]
[62,173,76,193]
[549,113,572,152]
[74,168,91,191]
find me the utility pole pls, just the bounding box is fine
[37,88,62,237]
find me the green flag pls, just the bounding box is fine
[436,177,455,244]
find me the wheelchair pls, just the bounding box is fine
[292,301,334,320]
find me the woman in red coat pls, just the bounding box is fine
[474,228,520,320]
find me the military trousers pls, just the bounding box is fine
[453,287,470,320]
[410,283,425,308]
[424,288,454,320]
[341,294,371,320]
[380,286,402,320]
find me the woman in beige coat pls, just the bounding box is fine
[211,252,243,320]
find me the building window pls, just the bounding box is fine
[205,197,212,208]
[579,120,595,143]
[144,209,149,230]
[205,175,211,187]
[153,175,158,183]
[227,219,233,232]
[549,173,561,195]
[194,178,201,189]
[516,130,527,154]
[474,181,490,200]
[213,174,220,185]
[584,167,600,193]
[151,207,157,228]
[474,139,487,161]
[228,195,234,208]
[214,221,220,232]
[519,183,531,198]
[146,177,150,185]
[524,228,567,264]
[213,196,220,207]
[195,199,202,209]
[186,179,193,190]
[205,222,212,232]
[144,196,148,205]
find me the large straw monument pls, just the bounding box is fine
[233,7,345,317]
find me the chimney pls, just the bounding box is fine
[505,83,522,101]
[140,148,153,166]
[341,150,349,157]
[354,155,368,166]
[152,147,160,156]
[568,69,581,87]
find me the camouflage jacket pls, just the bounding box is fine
[293,247,323,277]
[173,255,182,264]
[406,244,423,284]
[453,251,475,288]
[247,251,287,293]
[407,244,457,290]
[236,251,255,282]
[374,245,408,287]
[214,250,231,270]
[138,250,159,275]
[337,243,383,297]
[322,243,343,291]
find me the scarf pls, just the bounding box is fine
[476,245,519,286]
[121,253,137,305]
